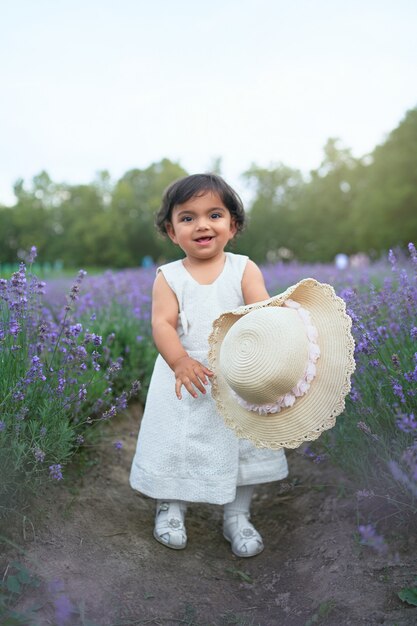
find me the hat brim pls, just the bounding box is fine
[208,278,356,449]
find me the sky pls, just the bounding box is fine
[1,0,416,205]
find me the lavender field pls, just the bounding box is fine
[1,245,417,541]
[1,245,417,625]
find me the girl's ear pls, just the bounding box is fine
[166,222,178,244]
[229,219,238,240]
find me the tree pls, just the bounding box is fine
[111,159,188,265]
[236,164,304,262]
[351,107,417,253]
[293,139,360,261]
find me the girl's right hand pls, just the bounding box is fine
[172,356,214,400]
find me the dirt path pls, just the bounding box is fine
[1,405,416,626]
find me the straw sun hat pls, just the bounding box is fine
[208,279,356,450]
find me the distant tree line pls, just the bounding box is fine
[1,107,416,267]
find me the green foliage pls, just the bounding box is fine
[312,255,417,513]
[82,300,157,404]
[398,585,417,606]
[0,159,187,268]
[1,109,417,265]
[0,561,43,625]
[305,600,337,625]
[0,264,140,516]
[235,163,303,262]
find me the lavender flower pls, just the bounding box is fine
[391,354,400,368]
[408,242,417,265]
[358,524,388,555]
[356,489,375,498]
[388,249,397,270]
[49,464,63,480]
[388,460,417,497]
[113,440,123,450]
[54,594,74,626]
[27,245,37,263]
[392,381,406,403]
[357,421,379,440]
[130,380,141,396]
[396,412,417,433]
[101,405,117,420]
[34,448,46,462]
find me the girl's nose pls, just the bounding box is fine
[196,218,210,230]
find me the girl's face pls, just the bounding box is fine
[166,191,237,262]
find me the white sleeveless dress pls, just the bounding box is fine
[130,252,288,504]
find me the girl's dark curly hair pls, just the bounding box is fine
[155,173,245,235]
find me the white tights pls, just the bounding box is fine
[223,485,255,519]
[156,484,256,521]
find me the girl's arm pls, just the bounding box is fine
[152,272,213,400]
[241,259,270,304]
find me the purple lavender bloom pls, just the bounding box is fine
[9,321,20,336]
[76,434,84,445]
[392,381,406,403]
[357,421,379,440]
[410,327,417,340]
[0,421,5,432]
[356,489,375,498]
[75,345,87,359]
[377,326,389,339]
[27,245,37,263]
[69,323,83,336]
[54,593,74,626]
[130,380,141,396]
[49,464,63,480]
[389,322,401,335]
[388,249,397,270]
[358,524,388,554]
[34,448,46,462]
[116,391,128,411]
[57,375,66,394]
[391,354,400,368]
[113,440,123,450]
[36,279,46,293]
[408,242,417,265]
[396,412,417,433]
[388,460,417,497]
[93,334,102,346]
[84,332,101,345]
[101,405,117,420]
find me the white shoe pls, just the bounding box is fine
[223,513,264,557]
[153,501,187,550]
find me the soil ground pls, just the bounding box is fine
[1,405,416,626]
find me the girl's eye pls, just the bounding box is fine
[211,213,222,219]
[181,216,193,222]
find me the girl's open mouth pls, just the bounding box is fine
[195,237,213,244]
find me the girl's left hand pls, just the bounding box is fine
[172,355,214,400]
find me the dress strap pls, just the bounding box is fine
[157,260,189,335]
[224,253,249,282]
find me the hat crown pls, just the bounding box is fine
[219,307,308,404]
